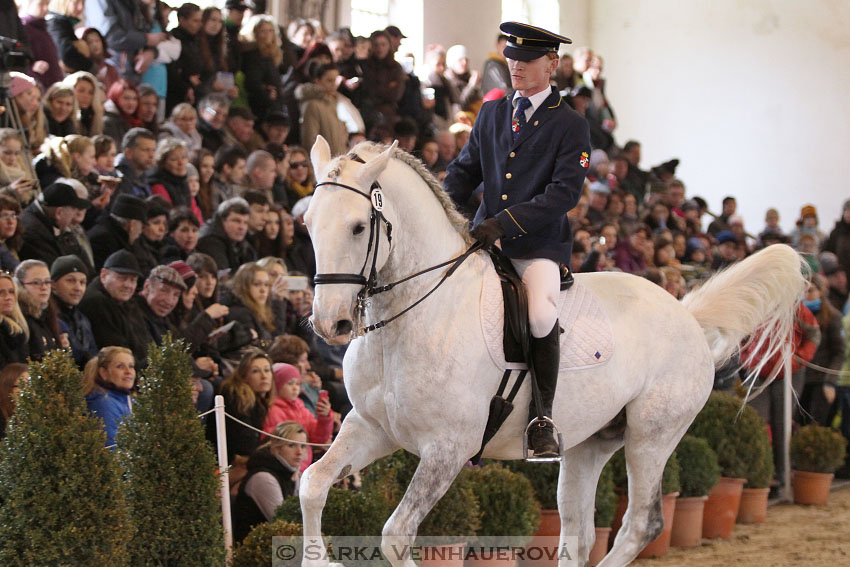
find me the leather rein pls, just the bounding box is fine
[312,156,481,336]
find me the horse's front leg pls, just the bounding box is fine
[380,445,470,567]
[300,411,396,567]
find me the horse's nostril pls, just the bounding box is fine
[335,319,354,336]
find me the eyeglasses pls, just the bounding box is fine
[290,161,309,169]
[22,279,53,287]
[0,214,19,221]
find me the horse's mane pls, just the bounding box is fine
[339,142,475,246]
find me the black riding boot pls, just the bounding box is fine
[527,320,561,459]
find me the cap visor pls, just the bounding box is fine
[504,46,546,62]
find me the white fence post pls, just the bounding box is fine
[781,354,793,502]
[215,395,233,563]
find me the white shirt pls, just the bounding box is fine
[512,87,553,122]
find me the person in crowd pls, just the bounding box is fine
[296,62,349,155]
[244,150,278,203]
[196,197,256,275]
[198,6,238,100]
[243,190,270,252]
[135,84,161,136]
[223,107,264,153]
[20,181,91,269]
[103,79,143,151]
[83,346,135,447]
[263,363,332,472]
[259,111,290,149]
[35,136,112,203]
[211,145,247,209]
[85,0,164,84]
[166,2,204,112]
[707,196,736,235]
[183,163,204,223]
[711,231,739,271]
[46,0,95,75]
[207,347,275,487]
[197,93,230,153]
[613,224,650,274]
[87,193,146,269]
[481,33,511,96]
[285,196,316,281]
[136,197,169,270]
[268,334,323,416]
[824,200,850,272]
[283,146,315,206]
[193,148,216,219]
[21,0,64,89]
[445,44,482,113]
[0,362,27,439]
[360,29,406,131]
[147,138,194,213]
[115,128,157,199]
[161,206,200,262]
[0,129,37,203]
[166,259,229,352]
[800,274,844,426]
[50,254,96,367]
[0,194,22,272]
[239,14,284,121]
[10,72,48,156]
[790,204,826,249]
[223,261,285,347]
[15,259,65,361]
[223,0,248,73]
[255,203,286,259]
[42,83,77,138]
[159,103,203,157]
[92,134,118,178]
[78,28,120,93]
[231,421,305,542]
[551,52,577,92]
[135,264,187,350]
[0,272,29,367]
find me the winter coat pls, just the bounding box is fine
[147,166,192,208]
[0,319,29,368]
[805,303,846,386]
[232,447,297,542]
[84,0,151,83]
[263,396,332,473]
[206,389,266,462]
[85,381,133,447]
[45,107,78,137]
[78,278,150,362]
[21,300,60,363]
[360,55,406,126]
[198,119,226,153]
[20,201,92,273]
[21,14,64,88]
[87,214,134,270]
[56,297,98,368]
[240,44,283,121]
[824,220,850,275]
[115,153,151,198]
[296,83,348,156]
[221,294,285,347]
[166,26,204,114]
[45,12,95,74]
[196,215,257,275]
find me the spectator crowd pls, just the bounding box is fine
[0,0,849,541]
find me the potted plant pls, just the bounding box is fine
[688,391,762,538]
[606,449,628,547]
[738,423,774,524]
[589,462,616,566]
[467,463,541,567]
[233,520,302,567]
[790,424,848,505]
[505,461,559,567]
[670,436,719,548]
[637,451,680,559]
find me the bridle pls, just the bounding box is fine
[312,155,482,336]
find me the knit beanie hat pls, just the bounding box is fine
[273,363,301,391]
[9,72,37,98]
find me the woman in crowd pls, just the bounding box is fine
[0,362,27,439]
[361,29,406,130]
[21,0,63,89]
[45,0,95,75]
[239,15,284,121]
[166,259,229,353]
[0,272,28,368]
[159,103,203,157]
[255,203,285,259]
[0,195,23,272]
[92,134,119,177]
[208,347,275,486]
[198,6,238,99]
[15,259,65,361]
[162,206,200,262]
[0,129,37,203]
[10,72,48,156]
[103,79,142,151]
[139,197,169,266]
[148,138,196,214]
[63,71,104,136]
[83,346,135,447]
[802,274,845,426]
[42,83,77,136]
[283,146,315,206]
[167,2,204,112]
[78,28,120,93]
[223,262,286,348]
[34,134,101,193]
[232,421,306,542]
[193,149,215,220]
[263,363,332,472]
[296,62,348,155]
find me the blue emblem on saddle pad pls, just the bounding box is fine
[595,351,601,359]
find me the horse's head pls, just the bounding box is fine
[305,136,397,344]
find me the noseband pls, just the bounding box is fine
[312,154,481,336]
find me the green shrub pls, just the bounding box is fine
[504,460,559,510]
[233,520,302,567]
[608,449,627,490]
[687,391,772,482]
[662,451,681,495]
[276,487,391,536]
[595,462,617,528]
[0,350,132,566]
[117,337,225,566]
[468,463,541,546]
[676,436,720,497]
[790,424,848,474]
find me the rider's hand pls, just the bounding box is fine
[471,218,504,247]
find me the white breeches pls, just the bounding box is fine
[509,257,560,338]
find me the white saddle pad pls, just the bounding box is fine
[480,266,614,372]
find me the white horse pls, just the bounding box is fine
[300,137,805,567]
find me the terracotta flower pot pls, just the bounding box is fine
[670,495,707,548]
[421,543,467,567]
[737,487,770,524]
[589,527,611,566]
[702,477,745,538]
[519,509,559,567]
[792,470,834,506]
[607,492,628,548]
[637,492,678,558]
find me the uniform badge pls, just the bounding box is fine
[512,115,521,134]
[580,152,589,168]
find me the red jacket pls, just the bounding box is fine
[742,304,820,379]
[263,396,333,472]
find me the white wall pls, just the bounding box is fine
[586,0,850,235]
[421,0,503,73]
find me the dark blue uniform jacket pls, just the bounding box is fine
[444,86,591,265]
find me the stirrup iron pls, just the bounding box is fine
[522,416,564,463]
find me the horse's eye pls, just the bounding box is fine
[353,224,366,236]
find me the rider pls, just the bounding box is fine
[443,22,591,459]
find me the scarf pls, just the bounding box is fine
[288,179,314,198]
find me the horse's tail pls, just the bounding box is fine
[681,244,807,382]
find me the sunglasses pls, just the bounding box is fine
[290,161,309,169]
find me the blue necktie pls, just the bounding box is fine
[512,97,533,141]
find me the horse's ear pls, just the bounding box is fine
[357,141,397,187]
[311,136,332,173]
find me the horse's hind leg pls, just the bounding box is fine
[380,445,470,567]
[558,435,624,567]
[300,411,396,567]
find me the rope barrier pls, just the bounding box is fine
[223,411,333,447]
[794,355,850,378]
[196,408,216,418]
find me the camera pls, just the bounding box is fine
[0,35,27,73]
